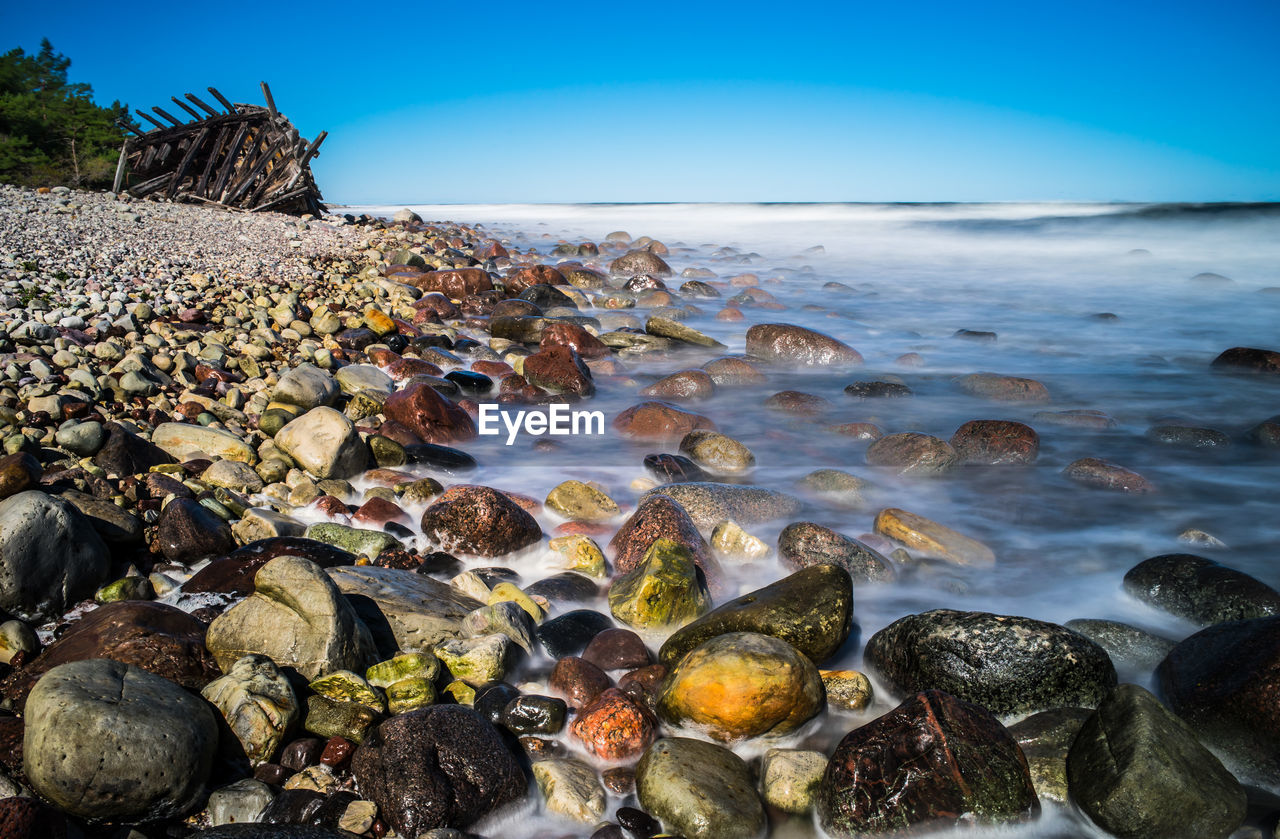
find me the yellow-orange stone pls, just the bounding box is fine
[873,507,995,568]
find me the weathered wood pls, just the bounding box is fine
[135,110,166,131]
[207,87,236,113]
[151,106,185,127]
[260,82,277,116]
[195,125,231,198]
[185,93,221,117]
[167,125,211,198]
[112,141,128,194]
[211,121,252,201]
[171,97,203,122]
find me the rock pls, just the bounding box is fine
[540,321,609,359]
[641,369,716,400]
[550,656,612,709]
[336,364,393,395]
[203,458,266,493]
[1123,553,1280,624]
[636,737,765,839]
[0,452,41,500]
[0,600,219,708]
[709,520,769,560]
[610,492,712,576]
[304,694,379,743]
[195,826,351,839]
[1067,684,1246,839]
[420,485,542,557]
[613,401,716,441]
[24,659,217,822]
[821,670,873,711]
[645,317,725,349]
[658,632,824,741]
[328,565,482,655]
[352,706,526,836]
[1007,707,1091,803]
[152,422,257,463]
[641,482,802,532]
[532,758,606,823]
[501,694,566,734]
[1157,616,1280,789]
[1063,457,1155,492]
[1146,424,1233,448]
[522,345,595,396]
[611,250,672,277]
[777,521,895,583]
[608,538,711,632]
[864,432,958,476]
[435,634,519,686]
[570,686,655,760]
[57,488,143,545]
[0,490,110,620]
[872,507,995,567]
[865,609,1117,717]
[546,480,619,522]
[274,364,339,410]
[844,380,912,399]
[463,601,536,655]
[203,654,299,765]
[761,748,827,815]
[305,522,402,559]
[207,778,275,826]
[0,619,36,665]
[310,670,384,712]
[679,430,754,473]
[956,372,1050,402]
[55,420,104,456]
[1064,619,1175,674]
[1034,408,1117,428]
[746,323,862,366]
[155,496,235,563]
[206,555,378,680]
[183,537,355,598]
[583,628,653,671]
[383,382,476,445]
[274,407,368,479]
[536,610,615,660]
[659,564,853,666]
[950,420,1039,465]
[93,422,174,477]
[818,690,1038,836]
[1211,346,1280,374]
[795,469,872,508]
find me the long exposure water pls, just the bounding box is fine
[336,201,1280,837]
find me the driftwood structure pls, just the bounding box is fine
[113,82,327,215]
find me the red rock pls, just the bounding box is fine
[866,432,959,476]
[613,401,716,441]
[505,264,564,295]
[320,736,355,769]
[728,273,759,287]
[314,494,353,518]
[583,629,654,671]
[626,275,667,293]
[377,419,425,447]
[716,307,745,322]
[550,656,612,709]
[522,345,595,397]
[0,798,67,839]
[363,468,418,487]
[387,358,444,381]
[413,293,460,320]
[471,360,515,379]
[352,497,411,527]
[409,268,493,299]
[435,484,542,515]
[586,357,626,376]
[609,493,710,576]
[0,602,219,711]
[570,688,656,760]
[0,452,42,500]
[640,370,715,400]
[384,382,477,444]
[473,240,509,261]
[540,322,610,359]
[367,348,401,367]
[1033,409,1117,429]
[420,485,542,557]
[0,714,22,777]
[747,323,862,366]
[950,420,1040,465]
[765,390,832,415]
[702,356,765,386]
[818,690,1038,836]
[553,521,614,538]
[1063,457,1154,493]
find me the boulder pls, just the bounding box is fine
[640,482,802,532]
[610,492,712,576]
[613,401,716,441]
[206,556,378,680]
[274,407,369,479]
[864,432,958,476]
[745,323,862,366]
[383,383,476,445]
[154,496,235,564]
[419,485,542,557]
[351,705,525,835]
[956,373,1050,402]
[610,250,672,277]
[949,419,1039,465]
[636,738,765,839]
[818,690,1038,837]
[872,507,995,567]
[1211,346,1280,374]
[570,687,655,760]
[659,564,853,666]
[0,452,41,500]
[329,565,483,656]
[1067,684,1245,839]
[0,490,110,620]
[657,632,824,741]
[679,430,754,473]
[1123,553,1280,625]
[273,364,339,410]
[522,345,594,397]
[202,654,299,766]
[1007,707,1091,803]
[1064,619,1175,674]
[531,758,606,823]
[24,659,217,822]
[152,422,256,463]
[642,370,717,400]
[777,521,895,582]
[1063,457,1154,493]
[608,538,711,632]
[865,609,1116,717]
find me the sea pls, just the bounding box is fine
[336,201,1280,838]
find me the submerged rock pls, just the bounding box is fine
[777,521,895,582]
[872,507,995,567]
[746,323,862,366]
[608,538,711,632]
[640,482,802,531]
[1123,553,1280,625]
[637,737,765,839]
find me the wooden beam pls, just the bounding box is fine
[207,86,236,113]
[185,93,220,117]
[211,122,251,200]
[135,110,166,131]
[171,97,202,121]
[195,125,230,198]
[112,141,129,194]
[260,82,278,116]
[151,106,184,127]
[167,125,211,198]
[225,134,289,204]
[285,131,327,191]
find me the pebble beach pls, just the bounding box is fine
[1,183,1280,839]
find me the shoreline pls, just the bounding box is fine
[0,184,1278,839]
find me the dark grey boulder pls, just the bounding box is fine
[1065,618,1176,674]
[776,521,894,583]
[0,490,110,620]
[1123,553,1280,625]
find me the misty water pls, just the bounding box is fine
[341,201,1280,838]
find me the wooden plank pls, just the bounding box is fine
[185,93,220,117]
[260,81,278,116]
[135,110,166,131]
[211,122,251,200]
[156,142,174,167]
[195,125,230,198]
[167,125,211,198]
[171,97,203,121]
[129,172,171,196]
[225,134,289,204]
[207,87,237,113]
[151,106,184,127]
[112,141,129,194]
[285,131,327,190]
[251,185,311,213]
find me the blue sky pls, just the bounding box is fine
[4,0,1277,203]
